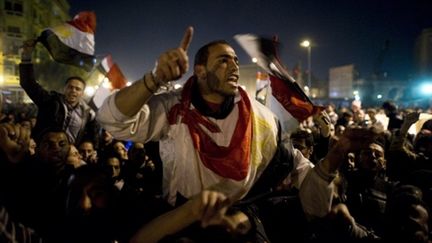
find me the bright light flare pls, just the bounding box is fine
[84,86,96,97]
[420,83,432,95]
[300,40,310,47]
[102,78,112,89]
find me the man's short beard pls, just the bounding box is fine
[206,71,237,97]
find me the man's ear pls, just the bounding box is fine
[194,65,206,81]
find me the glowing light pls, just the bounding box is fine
[420,83,432,95]
[304,86,309,91]
[174,84,182,89]
[300,40,310,47]
[84,86,96,96]
[252,57,258,63]
[102,78,111,89]
[377,94,382,99]
[126,81,132,87]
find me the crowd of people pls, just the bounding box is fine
[0,27,431,243]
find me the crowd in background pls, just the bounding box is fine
[1,94,431,242]
[1,29,432,243]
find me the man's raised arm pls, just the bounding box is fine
[114,27,193,117]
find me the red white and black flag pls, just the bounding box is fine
[234,34,323,129]
[91,54,128,109]
[38,11,97,71]
[98,54,127,90]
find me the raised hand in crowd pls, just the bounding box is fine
[314,111,333,137]
[115,26,194,117]
[21,39,37,62]
[400,111,420,135]
[152,26,193,85]
[0,123,31,163]
[325,126,381,172]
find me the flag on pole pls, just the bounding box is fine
[234,34,323,124]
[97,54,127,90]
[38,11,97,71]
[99,54,114,74]
[91,54,127,109]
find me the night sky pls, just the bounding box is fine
[70,0,432,82]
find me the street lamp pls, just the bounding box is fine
[300,40,312,93]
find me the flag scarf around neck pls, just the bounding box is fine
[38,11,96,71]
[168,77,251,180]
[168,77,278,181]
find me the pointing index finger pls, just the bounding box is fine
[179,26,194,51]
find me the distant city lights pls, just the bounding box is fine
[353,90,360,100]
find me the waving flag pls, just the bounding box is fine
[38,11,96,71]
[91,54,127,109]
[234,34,323,124]
[98,55,127,90]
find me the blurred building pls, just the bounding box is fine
[238,64,260,98]
[0,0,70,103]
[329,64,357,99]
[415,27,432,78]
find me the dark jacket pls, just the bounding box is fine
[19,63,98,145]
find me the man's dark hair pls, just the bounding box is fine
[65,76,86,88]
[290,130,315,148]
[382,100,397,113]
[194,40,230,66]
[37,127,68,144]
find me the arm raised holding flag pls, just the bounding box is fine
[19,39,98,146]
